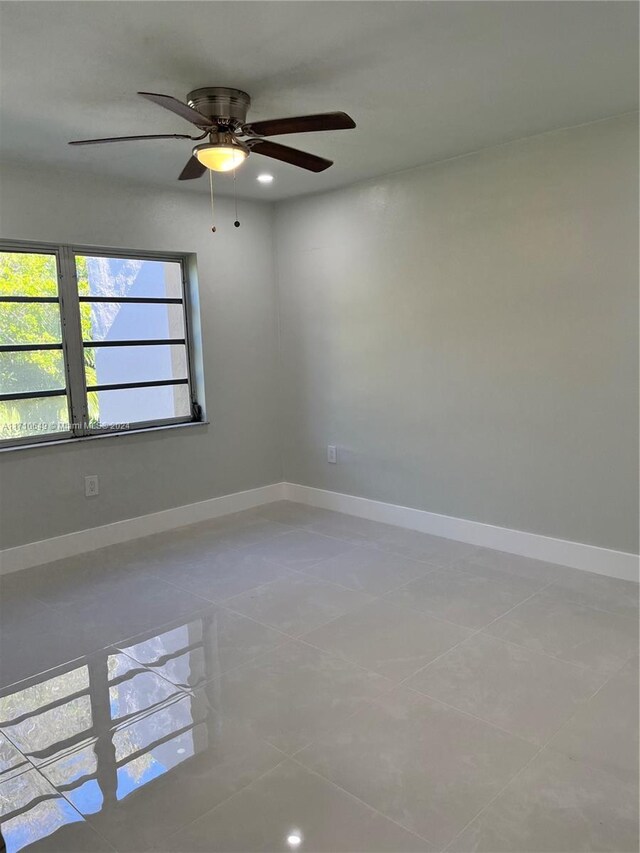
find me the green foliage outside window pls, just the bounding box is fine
[0,252,98,437]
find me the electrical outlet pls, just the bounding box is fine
[85,475,99,497]
[327,445,337,464]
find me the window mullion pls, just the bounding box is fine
[58,246,88,436]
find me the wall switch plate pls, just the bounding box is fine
[85,475,99,497]
[327,445,337,464]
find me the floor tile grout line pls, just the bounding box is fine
[23,567,229,615]
[220,597,378,646]
[526,584,640,621]
[210,525,302,552]
[0,759,119,852]
[148,538,365,604]
[159,733,436,853]
[145,524,558,616]
[390,546,640,609]
[0,737,52,784]
[220,563,378,608]
[389,582,557,692]
[252,518,481,570]
[289,557,442,596]
[294,583,488,637]
[380,565,550,611]
[413,559,553,589]
[369,544,475,570]
[0,597,229,694]
[536,648,640,760]
[288,632,401,684]
[284,563,403,596]
[99,752,296,853]
[10,519,300,608]
[378,584,527,624]
[442,743,548,851]
[408,575,625,692]
[216,560,607,685]
[214,599,401,687]
[114,647,202,696]
[155,567,296,607]
[287,754,440,850]
[440,632,634,852]
[384,574,637,678]
[203,572,420,686]
[473,583,639,673]
[476,628,636,675]
[400,684,542,748]
[115,589,391,692]
[289,618,467,682]
[0,649,92,695]
[114,596,292,649]
[160,756,291,850]
[116,616,296,688]
[173,534,439,604]
[3,578,382,704]
[234,525,368,551]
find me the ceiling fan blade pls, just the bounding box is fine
[244,111,355,137]
[178,156,207,181]
[69,133,193,146]
[249,140,332,172]
[138,92,215,128]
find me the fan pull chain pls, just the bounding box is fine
[233,169,240,228]
[209,169,216,233]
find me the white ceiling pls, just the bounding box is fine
[0,1,637,201]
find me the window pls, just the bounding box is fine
[0,242,203,448]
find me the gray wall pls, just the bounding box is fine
[0,164,281,548]
[275,115,639,554]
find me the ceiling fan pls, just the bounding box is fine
[69,87,356,179]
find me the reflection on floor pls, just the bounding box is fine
[0,501,638,852]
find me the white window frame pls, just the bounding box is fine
[0,239,205,450]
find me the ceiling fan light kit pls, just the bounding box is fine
[193,137,249,173]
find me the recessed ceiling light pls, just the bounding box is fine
[257,173,274,184]
[286,833,302,848]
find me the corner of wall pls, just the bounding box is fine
[270,199,286,486]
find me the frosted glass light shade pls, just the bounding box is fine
[194,144,247,172]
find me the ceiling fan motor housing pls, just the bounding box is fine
[186,87,251,128]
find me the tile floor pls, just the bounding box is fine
[0,501,637,852]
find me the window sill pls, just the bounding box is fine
[0,419,210,454]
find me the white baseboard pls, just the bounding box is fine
[2,480,637,582]
[284,483,639,583]
[0,482,286,575]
